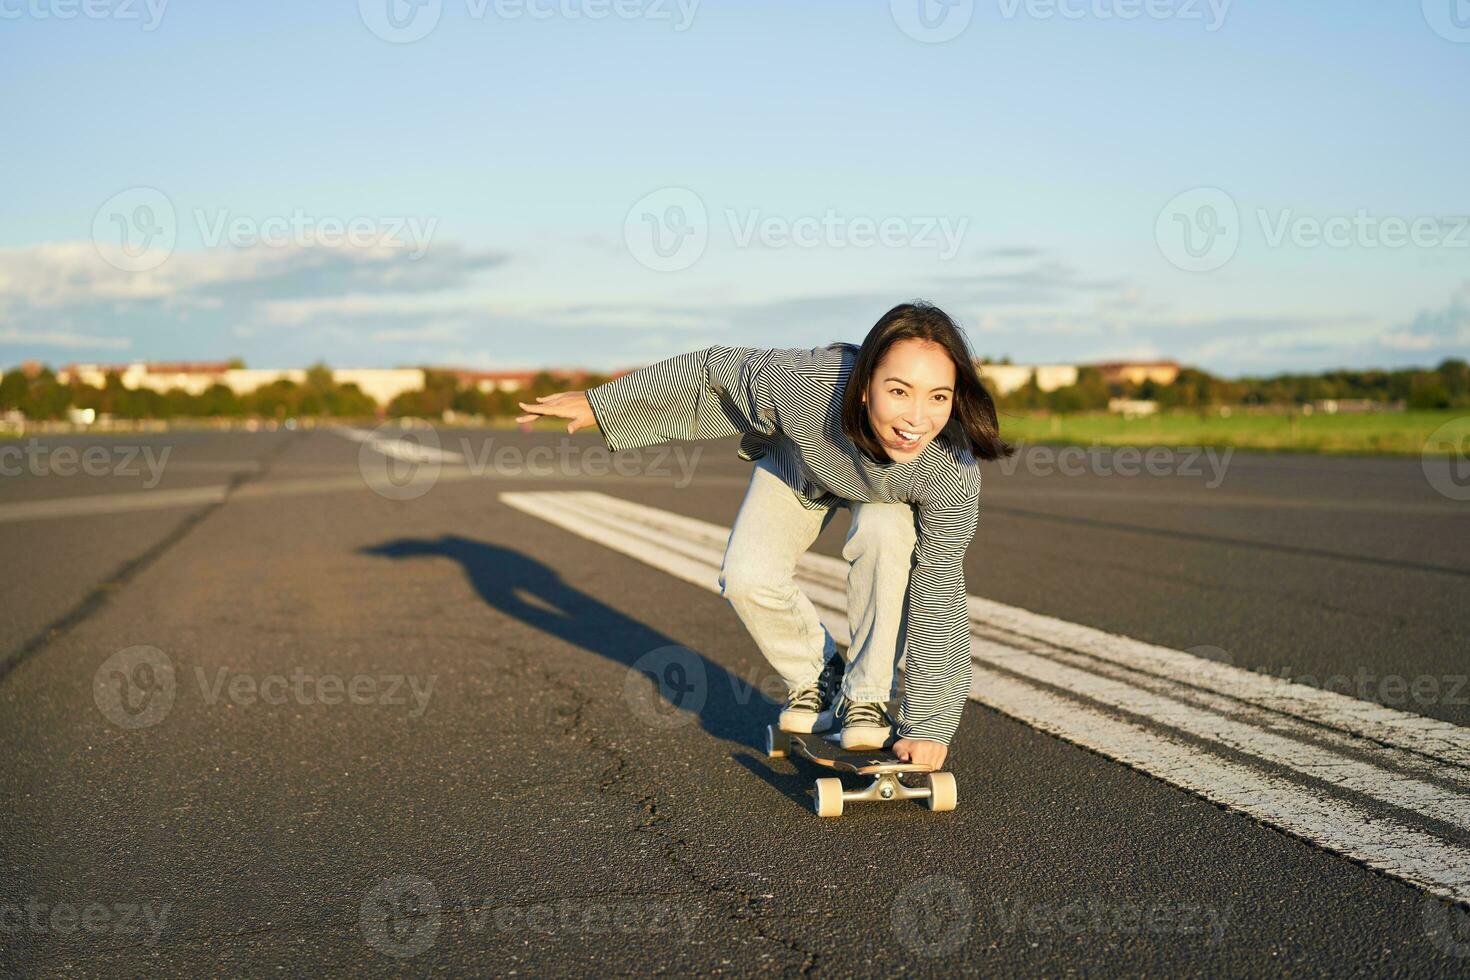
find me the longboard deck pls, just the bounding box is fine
[787,731,934,776]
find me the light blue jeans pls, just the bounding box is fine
[718,457,917,704]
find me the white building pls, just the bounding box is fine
[58,362,425,407]
[975,362,1080,396]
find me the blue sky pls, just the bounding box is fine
[1,0,1466,377]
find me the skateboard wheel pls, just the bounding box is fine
[925,771,957,812]
[814,777,844,817]
[765,725,789,759]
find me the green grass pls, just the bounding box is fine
[996,409,1470,456]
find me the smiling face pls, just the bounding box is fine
[862,338,956,463]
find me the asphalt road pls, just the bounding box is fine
[2,425,1467,976]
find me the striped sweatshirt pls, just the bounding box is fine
[584,342,981,746]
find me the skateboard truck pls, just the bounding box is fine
[765,724,958,818]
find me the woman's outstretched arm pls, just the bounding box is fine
[522,346,784,453]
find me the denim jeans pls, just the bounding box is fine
[717,457,917,703]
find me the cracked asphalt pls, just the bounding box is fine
[2,426,1468,976]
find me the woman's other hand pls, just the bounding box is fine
[892,738,948,770]
[515,391,598,435]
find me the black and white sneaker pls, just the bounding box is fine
[837,697,892,751]
[777,654,845,733]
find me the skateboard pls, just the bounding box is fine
[765,724,958,818]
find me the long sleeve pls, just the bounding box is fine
[894,481,980,745]
[584,346,783,453]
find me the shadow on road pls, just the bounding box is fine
[360,534,792,758]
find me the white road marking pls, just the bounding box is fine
[0,485,230,523]
[338,427,465,464]
[500,489,1470,905]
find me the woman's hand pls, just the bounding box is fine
[892,738,947,770]
[515,391,599,435]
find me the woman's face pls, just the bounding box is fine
[863,338,956,462]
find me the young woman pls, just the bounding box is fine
[516,301,1013,771]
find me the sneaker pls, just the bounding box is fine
[777,654,845,733]
[837,697,892,751]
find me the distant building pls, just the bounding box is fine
[57,361,425,407]
[1108,398,1159,418]
[975,362,1080,396]
[1092,360,1181,387]
[440,367,631,394]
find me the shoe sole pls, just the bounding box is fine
[840,726,892,751]
[779,708,837,734]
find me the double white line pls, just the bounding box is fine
[501,490,1470,905]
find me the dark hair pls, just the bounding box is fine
[837,300,1015,464]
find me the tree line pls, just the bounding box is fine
[3,359,1465,421]
[994,358,1470,413]
[0,364,618,421]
